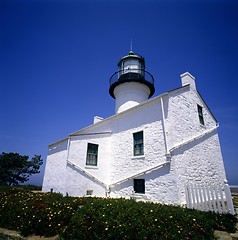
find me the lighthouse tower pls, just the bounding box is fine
[109,51,155,114]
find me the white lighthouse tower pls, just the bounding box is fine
[109,50,155,114]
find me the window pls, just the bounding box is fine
[86,190,93,196]
[133,131,144,156]
[86,143,98,166]
[197,105,205,125]
[134,179,145,194]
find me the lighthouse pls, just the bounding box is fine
[43,49,230,213]
[109,50,155,114]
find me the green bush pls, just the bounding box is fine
[0,185,42,192]
[0,188,237,239]
[60,198,237,240]
[0,188,83,237]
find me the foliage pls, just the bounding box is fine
[0,188,84,237]
[232,195,238,209]
[0,185,42,192]
[0,188,236,239]
[0,152,43,186]
[61,198,237,240]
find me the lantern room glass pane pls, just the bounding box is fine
[123,59,140,73]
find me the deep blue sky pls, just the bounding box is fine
[1,0,238,186]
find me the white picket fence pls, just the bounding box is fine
[185,181,235,215]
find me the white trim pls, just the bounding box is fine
[132,130,144,157]
[169,126,218,153]
[85,165,99,170]
[67,160,170,190]
[160,96,169,154]
[67,160,107,188]
[48,86,199,147]
[109,161,169,187]
[131,155,145,160]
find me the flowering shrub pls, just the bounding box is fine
[0,188,83,237]
[61,198,237,240]
[0,188,236,239]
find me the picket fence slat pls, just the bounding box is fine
[185,181,235,215]
[219,185,226,213]
[202,185,208,211]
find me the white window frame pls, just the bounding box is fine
[133,131,144,156]
[86,143,98,166]
[197,104,205,125]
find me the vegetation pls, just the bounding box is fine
[0,184,42,192]
[0,188,237,240]
[0,188,83,237]
[232,195,238,209]
[0,152,43,186]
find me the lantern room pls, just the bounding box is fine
[118,50,145,75]
[109,50,155,114]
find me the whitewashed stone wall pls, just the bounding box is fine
[108,99,178,203]
[42,139,68,193]
[171,131,226,205]
[65,165,106,197]
[110,101,167,183]
[65,133,112,196]
[164,85,226,205]
[110,165,179,205]
[42,84,227,206]
[165,86,216,150]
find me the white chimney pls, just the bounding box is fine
[180,72,196,90]
[94,116,103,124]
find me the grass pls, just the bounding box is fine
[0,187,237,240]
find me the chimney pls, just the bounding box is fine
[180,72,196,90]
[94,116,103,124]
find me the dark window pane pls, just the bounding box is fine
[134,179,145,194]
[197,105,205,125]
[133,131,144,156]
[86,143,98,166]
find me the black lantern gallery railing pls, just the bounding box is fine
[109,69,155,98]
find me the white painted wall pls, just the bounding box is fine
[164,85,226,205]
[114,82,151,114]
[42,139,68,193]
[165,86,216,150]
[42,84,227,206]
[66,133,111,196]
[109,100,167,183]
[172,131,226,205]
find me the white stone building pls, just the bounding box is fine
[42,51,227,206]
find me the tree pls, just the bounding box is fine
[0,152,43,186]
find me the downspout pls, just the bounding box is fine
[66,136,71,161]
[160,95,171,160]
[64,136,71,195]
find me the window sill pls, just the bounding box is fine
[130,193,148,200]
[133,192,145,195]
[85,165,99,169]
[200,124,206,129]
[131,155,145,160]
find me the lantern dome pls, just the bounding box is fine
[109,51,155,114]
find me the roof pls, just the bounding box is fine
[117,50,144,66]
[48,84,218,146]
